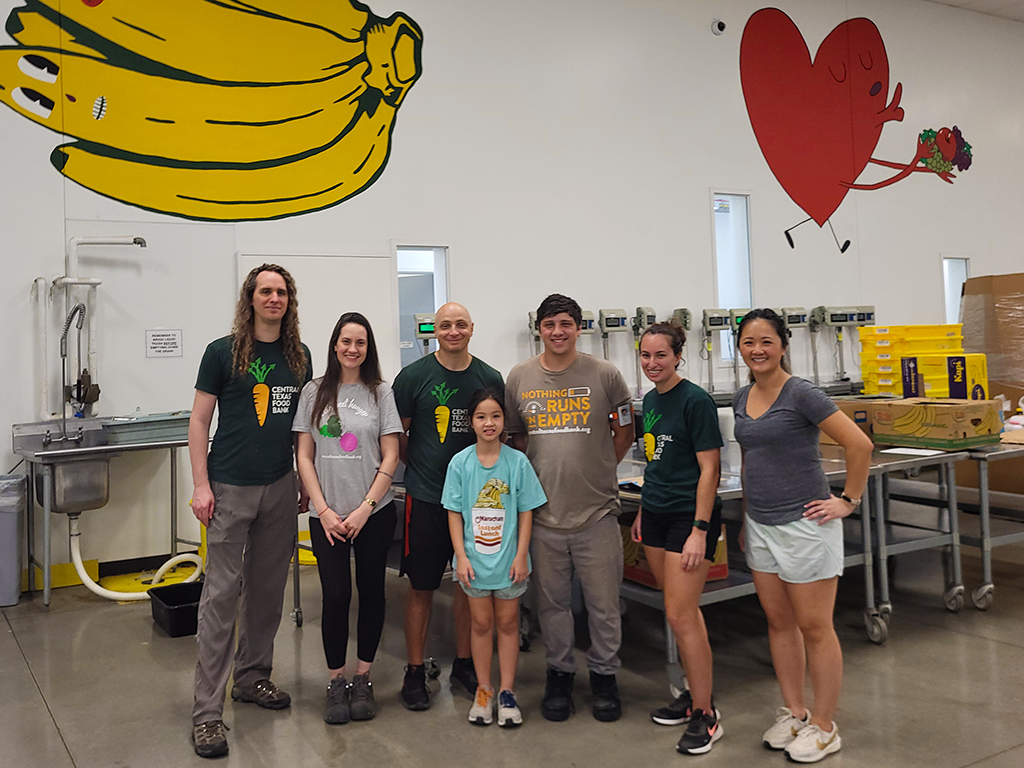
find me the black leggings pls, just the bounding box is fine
[308,501,397,670]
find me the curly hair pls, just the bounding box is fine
[231,264,308,382]
[536,293,583,328]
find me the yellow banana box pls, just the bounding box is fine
[899,353,988,399]
[871,398,1003,449]
[820,396,897,445]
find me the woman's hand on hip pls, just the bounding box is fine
[803,494,855,524]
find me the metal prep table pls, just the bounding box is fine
[960,442,1024,610]
[868,448,969,629]
[13,422,195,607]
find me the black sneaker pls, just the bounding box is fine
[348,674,378,721]
[400,664,431,711]
[651,689,694,725]
[323,677,350,724]
[676,708,723,755]
[449,656,478,700]
[589,671,621,722]
[540,668,575,721]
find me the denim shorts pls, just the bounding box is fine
[744,515,843,584]
[460,578,530,600]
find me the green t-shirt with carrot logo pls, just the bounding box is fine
[196,336,313,486]
[393,353,504,504]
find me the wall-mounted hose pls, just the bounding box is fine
[69,516,202,602]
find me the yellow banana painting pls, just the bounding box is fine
[0,0,422,221]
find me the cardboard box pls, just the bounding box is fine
[820,396,892,445]
[621,524,728,588]
[900,353,988,399]
[961,272,1024,405]
[871,398,1003,450]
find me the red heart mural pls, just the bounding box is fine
[740,9,905,227]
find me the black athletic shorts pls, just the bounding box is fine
[400,496,454,591]
[640,499,723,559]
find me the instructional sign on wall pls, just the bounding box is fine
[146,329,183,358]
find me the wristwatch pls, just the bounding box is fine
[840,493,861,507]
[363,498,377,509]
[692,519,709,531]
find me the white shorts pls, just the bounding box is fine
[744,514,843,584]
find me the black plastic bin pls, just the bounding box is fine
[149,580,204,637]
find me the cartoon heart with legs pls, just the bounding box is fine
[740,9,969,252]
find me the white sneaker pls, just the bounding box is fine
[762,706,811,750]
[468,686,494,725]
[784,722,841,763]
[497,690,523,728]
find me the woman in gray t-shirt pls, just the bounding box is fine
[732,309,872,763]
[294,312,403,724]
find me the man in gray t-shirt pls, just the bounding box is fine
[506,294,633,723]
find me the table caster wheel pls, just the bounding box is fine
[424,657,441,680]
[943,585,964,613]
[879,603,892,621]
[865,613,888,645]
[971,584,994,611]
[292,608,303,628]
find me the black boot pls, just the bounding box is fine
[540,668,575,721]
[589,671,621,722]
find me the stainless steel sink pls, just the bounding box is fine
[13,419,112,514]
[35,459,110,514]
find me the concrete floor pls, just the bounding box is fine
[4,546,1024,768]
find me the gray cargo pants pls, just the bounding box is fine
[192,472,296,724]
[530,514,624,676]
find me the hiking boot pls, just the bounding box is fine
[449,656,478,700]
[230,679,291,710]
[323,676,349,724]
[191,720,229,759]
[540,668,575,721]
[497,689,523,728]
[589,671,621,722]
[400,664,431,711]
[348,674,378,721]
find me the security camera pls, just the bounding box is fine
[712,19,726,35]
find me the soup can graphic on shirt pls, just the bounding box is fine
[472,478,510,555]
[473,508,505,555]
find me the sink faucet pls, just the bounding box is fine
[54,303,87,445]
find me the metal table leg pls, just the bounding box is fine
[291,526,303,627]
[874,472,890,613]
[26,463,35,594]
[972,460,994,610]
[943,463,964,612]
[664,617,687,695]
[170,447,178,557]
[862,476,887,643]
[43,466,52,607]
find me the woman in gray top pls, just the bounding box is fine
[732,309,872,764]
[295,312,403,725]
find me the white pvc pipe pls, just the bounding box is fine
[87,284,98,397]
[35,277,51,420]
[69,516,203,602]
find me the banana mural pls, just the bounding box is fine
[0,0,422,221]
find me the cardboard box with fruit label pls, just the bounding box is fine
[870,398,1003,450]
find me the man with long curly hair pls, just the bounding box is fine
[187,264,312,759]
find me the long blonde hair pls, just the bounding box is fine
[231,264,308,382]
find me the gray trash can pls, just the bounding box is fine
[0,475,26,607]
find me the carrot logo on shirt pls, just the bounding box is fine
[248,358,275,426]
[643,411,662,460]
[431,382,458,443]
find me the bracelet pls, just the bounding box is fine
[840,493,861,507]
[692,518,709,531]
[375,469,394,480]
[314,506,328,517]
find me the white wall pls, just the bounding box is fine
[2,0,1022,567]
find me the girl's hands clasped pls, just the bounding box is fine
[340,505,371,540]
[803,494,856,524]
[319,508,347,545]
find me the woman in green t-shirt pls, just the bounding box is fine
[629,321,724,756]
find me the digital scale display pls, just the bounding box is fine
[418,323,434,334]
[708,316,726,327]
[605,318,622,327]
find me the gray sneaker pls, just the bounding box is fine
[324,677,350,724]
[348,674,378,721]
[191,720,229,759]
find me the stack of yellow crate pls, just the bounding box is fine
[860,324,963,396]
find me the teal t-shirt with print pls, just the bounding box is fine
[441,443,547,590]
[640,379,723,514]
